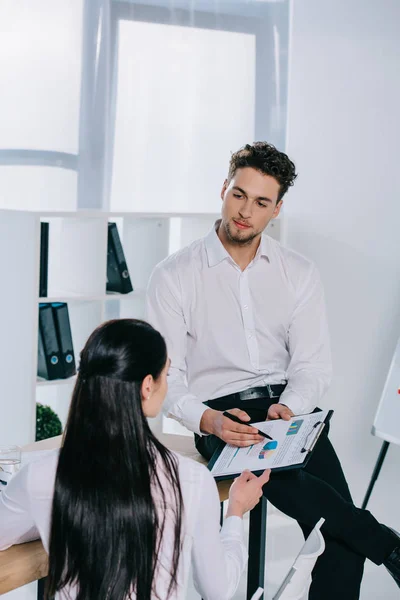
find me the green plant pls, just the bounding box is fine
[36,403,63,441]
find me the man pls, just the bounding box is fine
[146,142,400,599]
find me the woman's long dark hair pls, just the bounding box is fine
[46,319,183,600]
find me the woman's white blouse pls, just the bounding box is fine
[0,450,247,600]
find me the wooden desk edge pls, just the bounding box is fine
[0,434,232,594]
[0,540,48,595]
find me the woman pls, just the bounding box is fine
[0,319,269,600]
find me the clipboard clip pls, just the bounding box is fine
[300,421,325,453]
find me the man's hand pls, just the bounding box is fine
[267,403,294,421]
[200,408,264,447]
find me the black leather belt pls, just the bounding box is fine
[211,383,287,404]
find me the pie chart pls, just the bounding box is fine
[258,440,278,459]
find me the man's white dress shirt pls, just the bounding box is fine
[146,222,332,435]
[0,450,246,600]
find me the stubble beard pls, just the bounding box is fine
[223,219,258,246]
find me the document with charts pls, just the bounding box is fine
[208,409,333,480]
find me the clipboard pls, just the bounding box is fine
[208,409,334,481]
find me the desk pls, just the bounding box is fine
[0,434,266,599]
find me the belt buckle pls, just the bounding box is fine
[239,389,255,401]
[267,384,279,399]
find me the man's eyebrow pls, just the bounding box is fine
[232,186,273,203]
[232,186,247,196]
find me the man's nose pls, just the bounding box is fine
[238,199,252,218]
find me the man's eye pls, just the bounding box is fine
[257,202,267,208]
[233,194,243,199]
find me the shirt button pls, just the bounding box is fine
[248,333,253,339]
[243,305,248,310]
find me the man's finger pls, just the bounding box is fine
[277,405,294,421]
[267,404,294,421]
[223,419,260,435]
[228,408,251,422]
[226,438,263,447]
[227,438,261,448]
[225,431,264,442]
[281,409,292,421]
[267,407,280,419]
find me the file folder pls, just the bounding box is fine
[106,222,133,294]
[37,303,64,380]
[39,222,49,297]
[51,302,76,379]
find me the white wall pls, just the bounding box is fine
[286,0,400,587]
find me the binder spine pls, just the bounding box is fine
[51,303,76,379]
[39,222,49,297]
[37,304,64,380]
[106,223,133,294]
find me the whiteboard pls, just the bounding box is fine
[372,337,400,445]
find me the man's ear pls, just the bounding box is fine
[221,179,228,201]
[273,200,283,218]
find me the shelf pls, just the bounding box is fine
[38,290,145,303]
[105,289,146,300]
[0,207,284,450]
[0,209,283,223]
[36,375,77,387]
[0,209,221,219]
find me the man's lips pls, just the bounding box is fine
[233,219,251,230]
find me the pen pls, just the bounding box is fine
[222,411,274,441]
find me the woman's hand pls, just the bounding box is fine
[226,469,271,518]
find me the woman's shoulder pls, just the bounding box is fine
[169,453,222,529]
[171,451,216,489]
[24,449,59,497]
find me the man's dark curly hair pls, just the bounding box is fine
[228,142,297,202]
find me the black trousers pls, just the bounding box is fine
[195,395,396,600]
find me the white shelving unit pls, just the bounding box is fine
[0,209,282,446]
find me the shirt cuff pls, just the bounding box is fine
[221,515,245,538]
[278,391,307,415]
[188,402,210,436]
[166,395,210,436]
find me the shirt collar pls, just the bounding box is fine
[205,220,270,267]
[259,232,270,261]
[205,221,230,267]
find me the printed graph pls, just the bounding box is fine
[258,440,278,459]
[286,419,304,436]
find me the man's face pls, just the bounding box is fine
[220,167,282,246]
